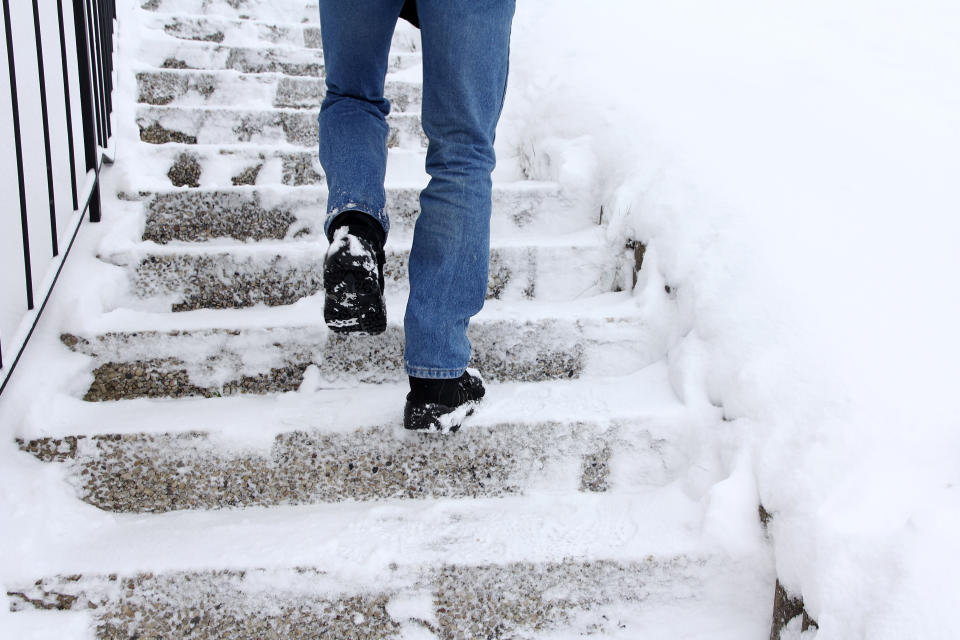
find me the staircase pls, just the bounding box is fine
[6,1,775,637]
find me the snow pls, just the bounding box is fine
[500,0,960,637]
[1,0,958,637]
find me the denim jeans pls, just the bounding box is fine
[318,0,515,379]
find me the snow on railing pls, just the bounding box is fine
[0,0,115,394]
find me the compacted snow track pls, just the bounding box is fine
[4,1,776,637]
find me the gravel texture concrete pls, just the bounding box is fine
[129,244,614,311]
[167,152,203,187]
[8,558,705,639]
[135,105,425,147]
[139,185,564,242]
[63,320,589,400]
[19,421,618,511]
[138,70,420,111]
[143,190,300,243]
[162,17,306,47]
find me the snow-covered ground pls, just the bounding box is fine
[2,0,959,637]
[500,1,960,637]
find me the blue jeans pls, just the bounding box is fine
[318,0,515,379]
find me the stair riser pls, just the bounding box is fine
[137,106,426,148]
[137,71,422,111]
[160,148,324,187]
[16,422,670,511]
[154,15,420,53]
[127,246,628,311]
[64,317,651,400]
[9,559,708,640]
[142,0,320,25]
[139,186,571,243]
[137,40,419,76]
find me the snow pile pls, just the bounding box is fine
[501,0,960,637]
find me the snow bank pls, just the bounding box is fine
[500,0,960,637]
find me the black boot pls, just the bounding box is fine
[403,371,486,433]
[323,211,387,334]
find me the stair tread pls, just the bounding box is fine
[134,39,420,75]
[9,552,770,640]
[18,366,683,441]
[120,227,612,253]
[71,291,644,335]
[141,0,321,24]
[19,415,686,511]
[9,491,718,576]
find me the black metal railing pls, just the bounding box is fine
[0,0,115,394]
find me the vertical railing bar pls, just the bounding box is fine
[89,0,107,147]
[32,0,60,257]
[57,0,79,211]
[101,0,113,137]
[83,0,102,148]
[73,0,101,222]
[2,0,35,311]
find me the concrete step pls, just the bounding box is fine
[141,0,320,25]
[5,490,771,637]
[137,69,422,111]
[136,105,426,148]
[17,418,663,511]
[61,295,655,400]
[115,240,629,311]
[142,145,427,188]
[147,13,420,52]
[153,146,327,187]
[15,368,693,511]
[135,39,419,76]
[134,184,580,244]
[8,556,746,639]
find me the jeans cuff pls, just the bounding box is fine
[404,363,467,379]
[324,202,390,238]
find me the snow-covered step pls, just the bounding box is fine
[146,145,429,188]
[150,14,420,52]
[136,40,419,76]
[140,144,429,188]
[117,240,629,311]
[6,490,772,637]
[141,0,321,25]
[18,418,669,511]
[154,146,326,187]
[18,366,685,440]
[62,295,656,400]
[136,105,426,148]
[137,69,422,111]
[9,555,765,639]
[15,369,694,508]
[135,184,583,244]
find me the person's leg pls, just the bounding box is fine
[317,0,405,239]
[403,0,516,379]
[318,0,405,334]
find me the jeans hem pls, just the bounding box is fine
[324,203,390,238]
[404,363,467,379]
